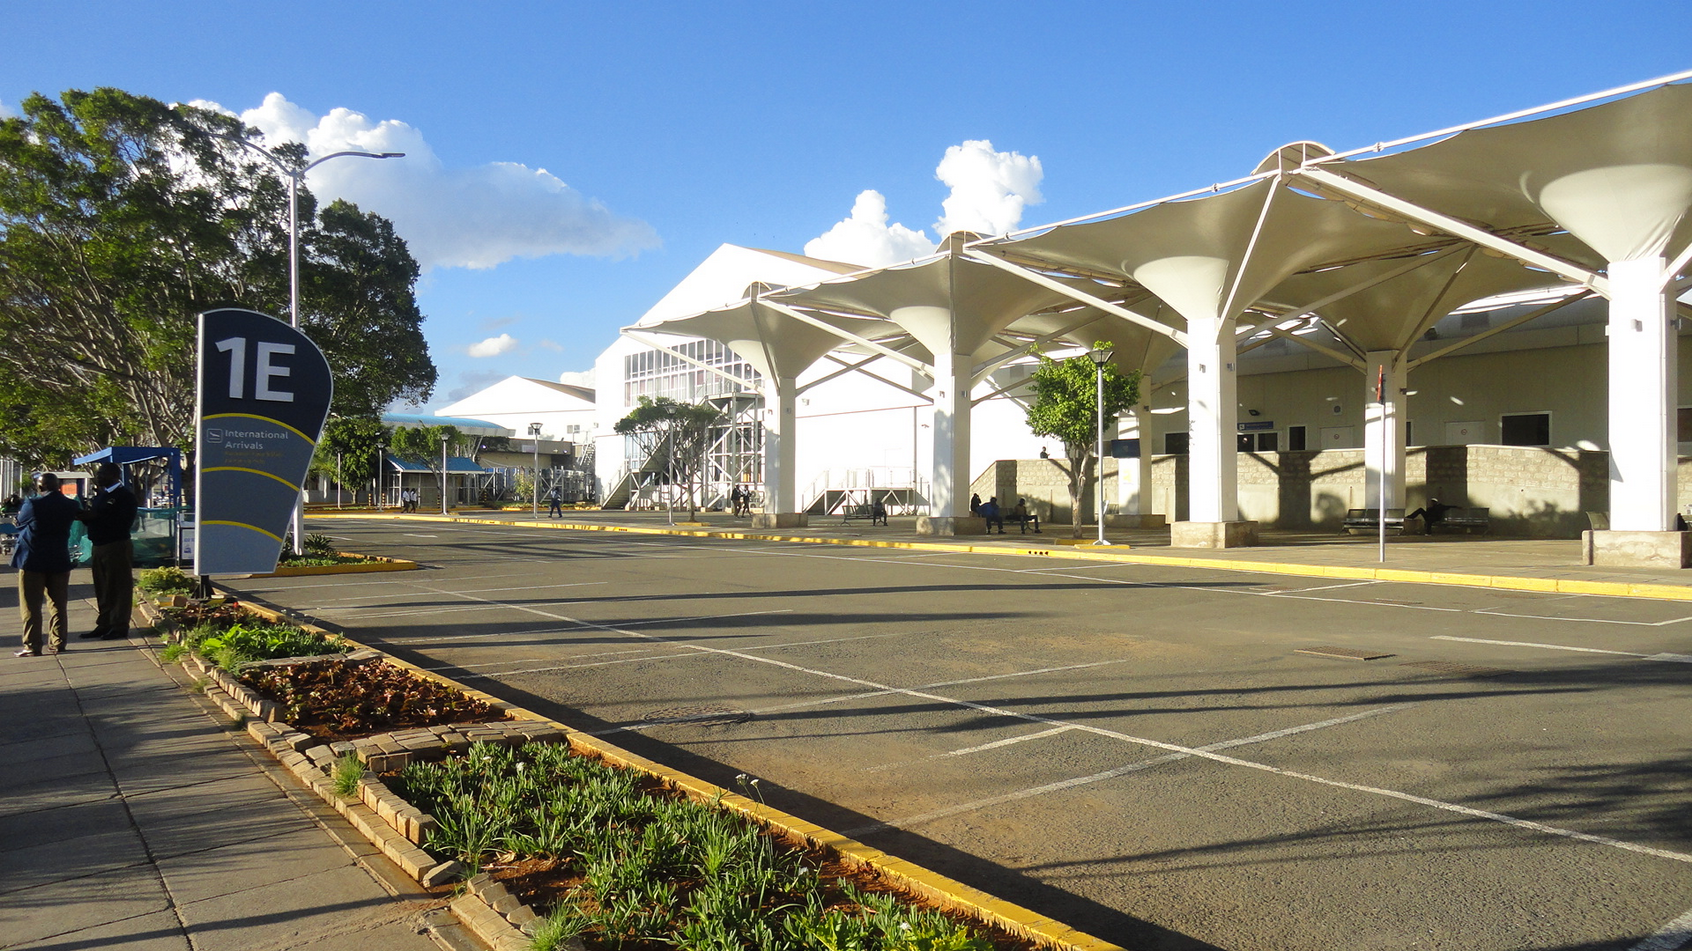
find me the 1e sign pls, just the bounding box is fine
[194,308,333,576]
[213,337,298,402]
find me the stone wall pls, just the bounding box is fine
[969,457,1119,527]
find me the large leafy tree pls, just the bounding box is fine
[0,87,436,469]
[614,396,722,521]
[1024,345,1142,537]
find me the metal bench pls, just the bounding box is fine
[1430,506,1490,533]
[1343,508,1405,534]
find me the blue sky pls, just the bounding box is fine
[5,1,1688,406]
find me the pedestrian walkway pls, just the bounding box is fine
[0,577,455,951]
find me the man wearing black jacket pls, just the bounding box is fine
[81,463,138,641]
[12,473,79,656]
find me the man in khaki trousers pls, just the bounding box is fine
[81,463,138,641]
[12,473,78,657]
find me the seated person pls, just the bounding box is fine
[870,500,887,525]
[1011,498,1040,533]
[1406,498,1457,529]
[979,496,1005,533]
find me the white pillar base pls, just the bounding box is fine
[1171,520,1259,549]
[917,515,988,536]
[1582,530,1692,568]
[751,513,808,530]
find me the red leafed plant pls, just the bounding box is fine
[240,660,511,742]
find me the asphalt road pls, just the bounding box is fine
[229,517,1692,951]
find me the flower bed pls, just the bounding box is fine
[392,741,1020,951]
[240,658,511,742]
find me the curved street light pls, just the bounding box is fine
[208,133,404,550]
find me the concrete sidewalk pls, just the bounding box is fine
[0,578,456,951]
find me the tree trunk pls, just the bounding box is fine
[1066,446,1094,538]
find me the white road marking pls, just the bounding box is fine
[1468,607,1692,627]
[863,726,1078,771]
[400,578,1692,866]
[402,533,439,538]
[1431,635,1650,657]
[846,704,1414,834]
[1630,905,1692,951]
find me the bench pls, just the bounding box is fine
[1343,508,1404,534]
[840,503,887,526]
[1430,506,1490,534]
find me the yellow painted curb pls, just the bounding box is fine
[308,511,1692,602]
[258,555,418,577]
[174,589,1123,951]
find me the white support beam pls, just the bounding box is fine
[971,312,1101,381]
[1293,166,1609,296]
[1242,316,1366,369]
[755,299,933,376]
[1405,292,1592,370]
[960,249,1189,346]
[1607,257,1676,532]
[806,353,932,401]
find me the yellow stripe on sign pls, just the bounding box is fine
[202,466,303,491]
[200,520,285,543]
[204,412,317,445]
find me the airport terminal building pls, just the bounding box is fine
[448,76,1692,565]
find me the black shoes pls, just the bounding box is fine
[101,630,126,640]
[80,628,109,640]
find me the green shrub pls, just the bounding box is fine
[138,566,195,595]
[188,620,344,672]
[333,752,365,797]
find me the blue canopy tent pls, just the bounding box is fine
[71,446,187,568]
[72,446,184,506]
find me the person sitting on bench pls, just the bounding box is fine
[1011,498,1040,533]
[979,496,1005,533]
[1406,498,1456,529]
[870,500,887,526]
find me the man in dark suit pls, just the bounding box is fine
[12,473,79,656]
[81,462,138,640]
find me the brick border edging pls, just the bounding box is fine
[142,596,1124,951]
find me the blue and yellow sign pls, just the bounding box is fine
[195,308,333,575]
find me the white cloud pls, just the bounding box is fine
[193,93,659,271]
[536,339,564,352]
[933,139,1042,238]
[0,99,17,120]
[802,141,1043,269]
[467,333,518,358]
[803,190,935,269]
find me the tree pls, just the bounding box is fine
[310,416,389,500]
[1023,345,1142,537]
[614,396,722,521]
[0,87,436,469]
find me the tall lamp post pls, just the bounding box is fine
[440,434,451,516]
[1088,346,1115,547]
[211,132,403,551]
[529,423,543,517]
[374,441,385,510]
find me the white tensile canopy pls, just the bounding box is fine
[631,71,1692,549]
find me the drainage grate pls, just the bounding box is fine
[1296,646,1396,661]
[1399,661,1515,678]
[640,705,753,727]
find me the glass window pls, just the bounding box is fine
[1500,412,1550,446]
[1287,425,1307,451]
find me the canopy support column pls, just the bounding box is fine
[1587,257,1688,565]
[918,346,981,534]
[752,378,806,529]
[1118,402,1164,529]
[1173,316,1257,548]
[1364,351,1406,514]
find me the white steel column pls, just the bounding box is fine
[1186,316,1239,523]
[929,348,973,518]
[1120,402,1156,518]
[1363,351,1406,511]
[1606,257,1676,532]
[763,379,800,515]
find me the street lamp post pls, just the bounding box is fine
[529,422,543,517]
[1089,346,1115,547]
[440,434,451,516]
[210,132,403,551]
[374,442,385,510]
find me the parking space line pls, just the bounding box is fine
[399,579,1692,866]
[846,704,1414,835]
[1468,608,1692,627]
[1629,904,1692,951]
[1431,635,1651,656]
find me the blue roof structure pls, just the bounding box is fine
[384,454,488,474]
